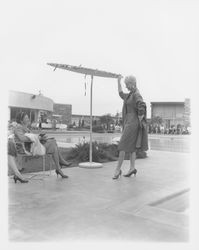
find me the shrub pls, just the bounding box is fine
[92,125,105,133]
[59,143,147,164]
[136,149,147,159]
[65,142,119,163]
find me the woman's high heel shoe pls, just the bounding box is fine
[55,169,69,178]
[123,169,137,177]
[112,170,122,180]
[13,175,28,183]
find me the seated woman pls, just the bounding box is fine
[8,138,29,183]
[14,112,71,179]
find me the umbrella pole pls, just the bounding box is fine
[89,75,93,163]
[78,74,102,168]
[79,74,102,168]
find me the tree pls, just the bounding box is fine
[99,114,114,130]
[151,116,163,125]
[93,119,97,126]
[115,111,120,125]
[78,119,81,127]
[81,119,84,127]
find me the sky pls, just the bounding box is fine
[1,0,198,117]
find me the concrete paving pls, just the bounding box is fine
[8,150,190,242]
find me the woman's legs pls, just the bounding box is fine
[44,140,68,177]
[114,151,125,175]
[43,137,71,166]
[48,146,61,170]
[129,152,136,172]
[113,151,137,177]
[8,155,27,180]
[58,151,71,166]
[44,139,62,170]
[52,150,61,170]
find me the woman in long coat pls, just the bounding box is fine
[113,75,148,179]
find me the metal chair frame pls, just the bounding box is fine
[15,140,52,180]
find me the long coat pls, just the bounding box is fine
[118,89,148,153]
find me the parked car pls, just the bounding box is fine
[56,124,67,130]
[31,122,67,130]
[114,125,122,132]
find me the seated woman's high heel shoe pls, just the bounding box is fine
[112,170,122,180]
[55,169,69,178]
[123,169,137,177]
[13,175,28,183]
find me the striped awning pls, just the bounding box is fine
[47,63,121,78]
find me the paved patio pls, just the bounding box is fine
[8,150,190,242]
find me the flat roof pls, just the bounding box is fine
[54,103,71,106]
[9,90,54,111]
[151,102,184,105]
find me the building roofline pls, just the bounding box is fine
[8,105,52,112]
[54,102,72,106]
[150,102,184,105]
[72,114,101,117]
[9,90,35,96]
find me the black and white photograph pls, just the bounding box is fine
[1,0,198,249]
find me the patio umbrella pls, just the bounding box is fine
[47,62,121,168]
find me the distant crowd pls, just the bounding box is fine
[148,124,191,135]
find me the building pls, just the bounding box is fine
[71,113,122,127]
[71,114,100,127]
[184,98,191,127]
[53,103,72,125]
[150,99,191,128]
[8,90,54,123]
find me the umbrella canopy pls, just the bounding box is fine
[47,63,121,78]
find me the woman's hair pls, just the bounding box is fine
[16,112,28,124]
[124,75,137,86]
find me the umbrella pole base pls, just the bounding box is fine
[78,162,103,169]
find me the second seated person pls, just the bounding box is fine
[14,112,71,178]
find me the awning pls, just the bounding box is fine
[47,63,121,78]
